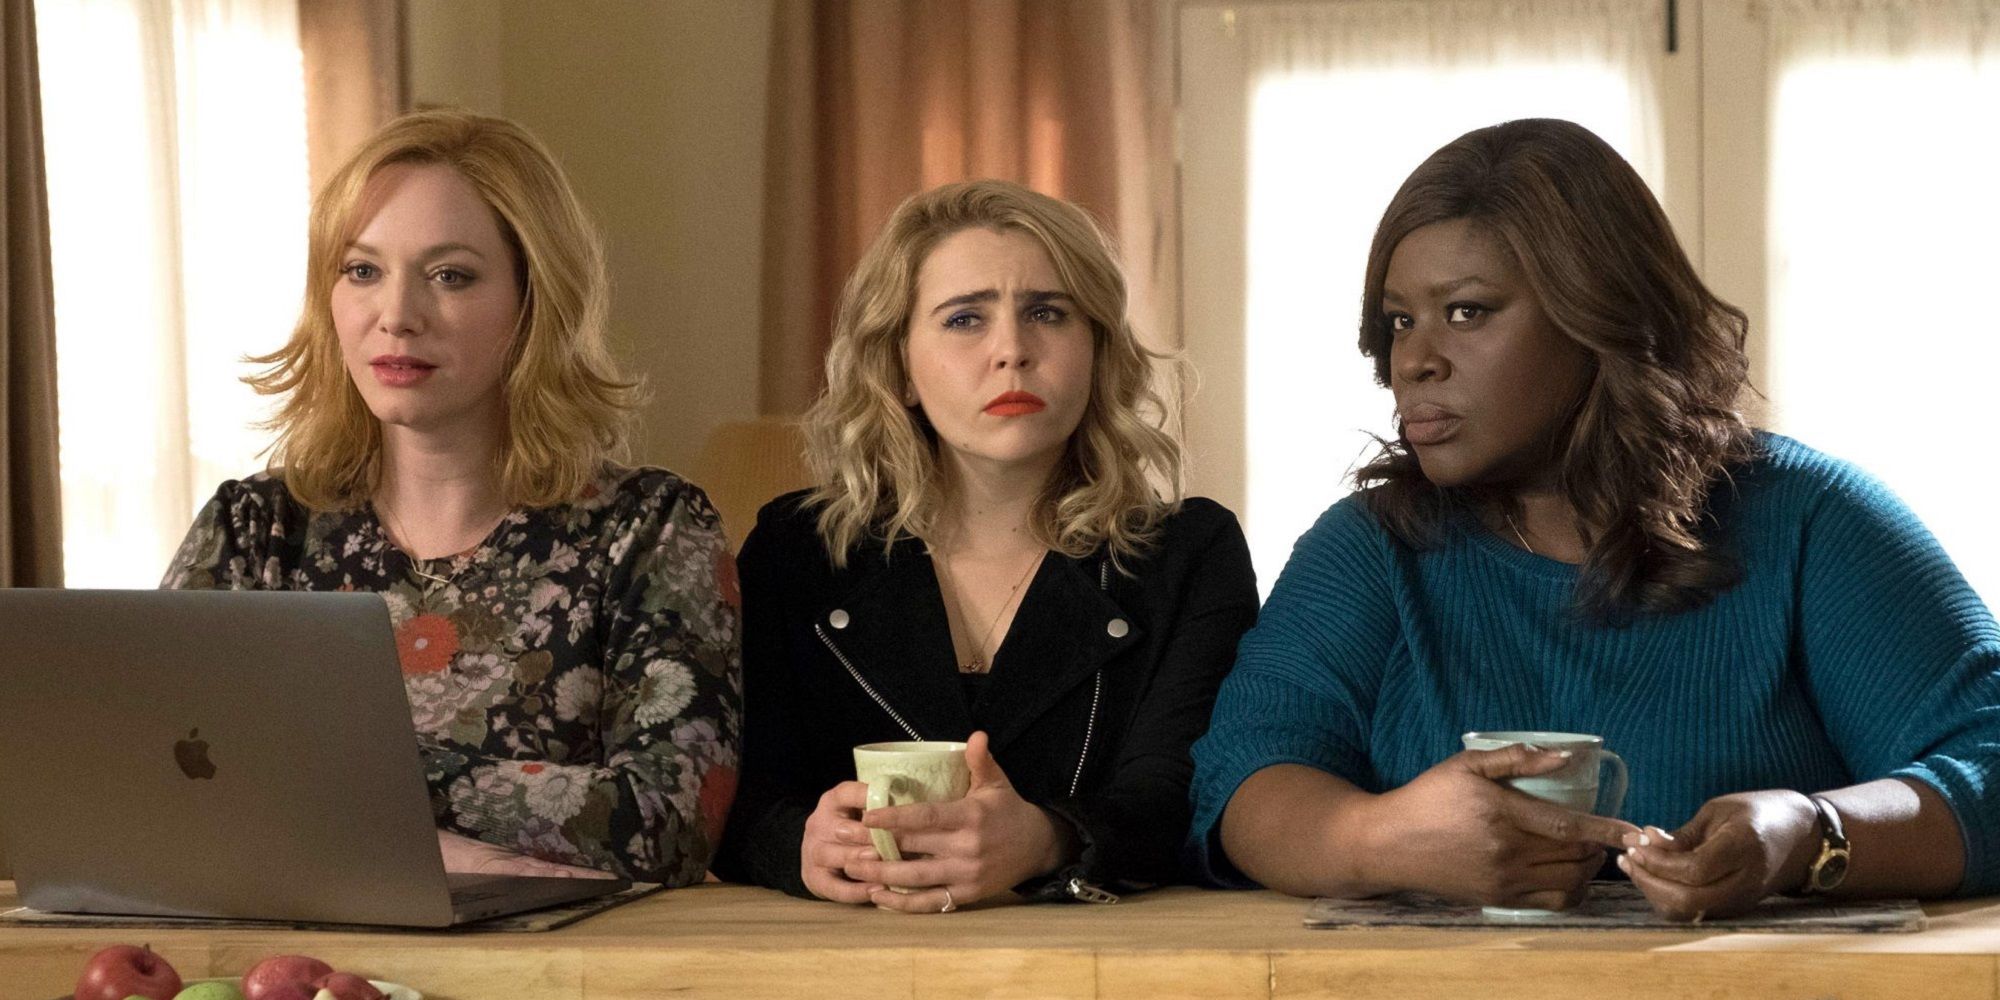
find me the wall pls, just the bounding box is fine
[406,0,774,475]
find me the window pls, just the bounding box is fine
[1758,1,2000,601]
[1181,0,1999,602]
[37,0,308,587]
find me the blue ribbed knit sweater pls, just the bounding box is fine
[1190,434,2000,894]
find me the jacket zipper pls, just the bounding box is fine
[1069,671,1102,797]
[1058,558,1118,903]
[1068,559,1110,797]
[815,622,922,740]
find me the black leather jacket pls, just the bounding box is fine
[712,491,1257,900]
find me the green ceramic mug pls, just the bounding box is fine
[853,741,971,889]
[1461,730,1629,918]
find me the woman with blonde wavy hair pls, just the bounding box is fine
[1194,118,2000,921]
[162,108,741,886]
[713,180,1257,912]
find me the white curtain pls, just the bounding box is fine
[36,0,307,588]
[1761,0,2000,603]
[1236,0,1667,592]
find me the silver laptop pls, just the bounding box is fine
[0,589,630,927]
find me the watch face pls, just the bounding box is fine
[1817,853,1850,889]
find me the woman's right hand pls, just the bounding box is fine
[1365,745,1641,910]
[800,781,881,903]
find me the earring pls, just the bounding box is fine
[902,385,918,406]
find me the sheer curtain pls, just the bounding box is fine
[1761,0,2000,603]
[36,0,308,587]
[1236,0,1666,592]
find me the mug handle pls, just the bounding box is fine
[1596,750,1629,818]
[865,774,908,862]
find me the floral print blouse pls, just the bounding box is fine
[161,466,742,885]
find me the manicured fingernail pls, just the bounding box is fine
[1637,833,1650,847]
[1649,826,1675,842]
[1616,853,1632,873]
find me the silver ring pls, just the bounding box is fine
[940,887,956,914]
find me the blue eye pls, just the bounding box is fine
[432,267,475,287]
[341,262,380,282]
[943,311,981,330]
[1026,304,1068,324]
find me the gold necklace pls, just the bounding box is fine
[1502,511,1538,557]
[376,499,474,607]
[938,547,1044,675]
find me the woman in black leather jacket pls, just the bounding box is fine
[711,180,1256,913]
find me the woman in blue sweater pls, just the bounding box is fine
[1192,118,2000,919]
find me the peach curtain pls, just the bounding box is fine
[759,0,1177,415]
[298,0,405,192]
[1,0,61,591]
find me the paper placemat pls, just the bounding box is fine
[1304,880,1924,932]
[0,882,663,934]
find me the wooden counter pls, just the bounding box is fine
[5,882,2000,1000]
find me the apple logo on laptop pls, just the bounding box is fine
[174,728,216,779]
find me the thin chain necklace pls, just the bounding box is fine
[1502,511,1538,557]
[937,546,1044,675]
[377,499,479,608]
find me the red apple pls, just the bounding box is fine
[310,972,386,1000]
[240,954,334,1000]
[74,944,182,1000]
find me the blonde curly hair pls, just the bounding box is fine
[805,179,1185,568]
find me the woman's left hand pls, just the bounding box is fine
[1618,790,1819,921]
[436,829,619,879]
[846,730,1075,913]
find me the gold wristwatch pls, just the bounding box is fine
[1802,796,1850,894]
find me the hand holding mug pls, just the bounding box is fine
[848,731,1073,914]
[1365,742,1640,912]
[799,781,881,903]
[1619,789,1820,921]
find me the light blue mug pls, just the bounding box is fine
[1461,730,1628,918]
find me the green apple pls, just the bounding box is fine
[173,982,247,1000]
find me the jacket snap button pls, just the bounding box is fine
[1106,618,1129,638]
[829,609,850,629]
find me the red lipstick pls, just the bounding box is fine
[984,390,1046,417]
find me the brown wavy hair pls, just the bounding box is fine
[804,180,1185,568]
[246,108,639,510]
[1355,118,1755,622]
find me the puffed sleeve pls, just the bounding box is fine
[424,482,745,884]
[1186,497,1402,887]
[1793,465,2000,895]
[160,477,290,590]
